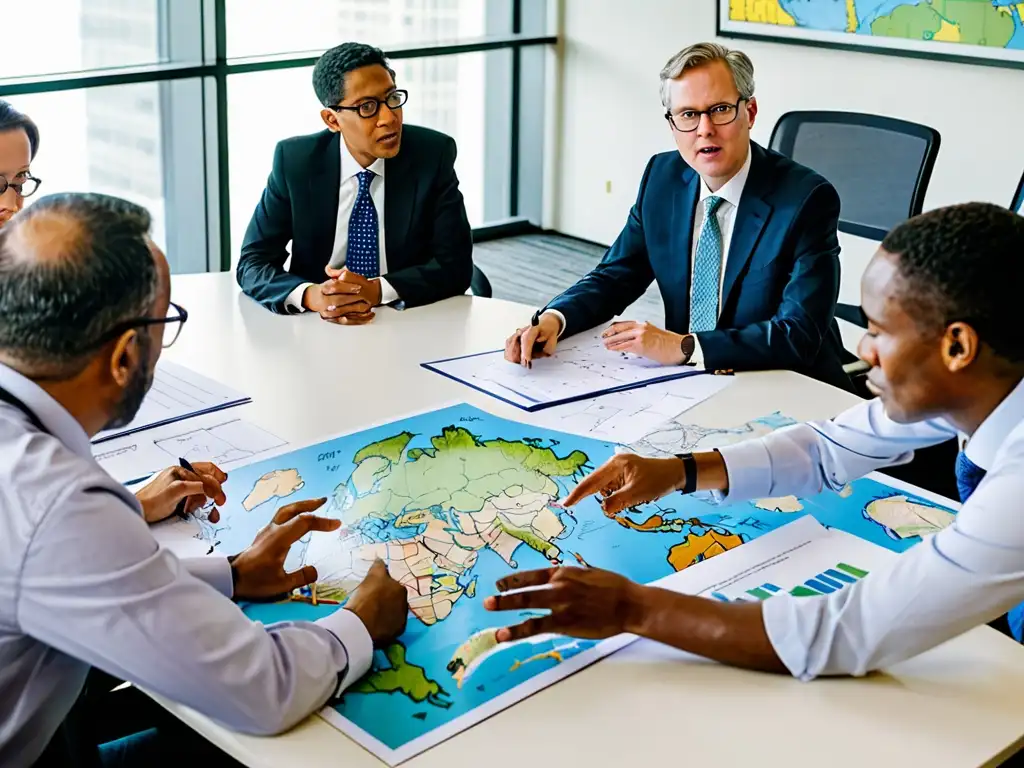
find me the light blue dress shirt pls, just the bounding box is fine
[0,363,373,767]
[714,379,1024,681]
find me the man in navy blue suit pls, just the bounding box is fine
[505,42,851,391]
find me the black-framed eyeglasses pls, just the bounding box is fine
[330,89,408,119]
[665,99,747,133]
[93,301,189,350]
[0,173,41,198]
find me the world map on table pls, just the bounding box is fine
[722,0,1024,64]
[188,403,957,763]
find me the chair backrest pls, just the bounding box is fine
[769,111,940,241]
[1013,169,1024,215]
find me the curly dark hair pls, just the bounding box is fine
[882,201,1024,363]
[312,42,395,107]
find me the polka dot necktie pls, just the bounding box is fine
[346,169,380,278]
[690,195,725,333]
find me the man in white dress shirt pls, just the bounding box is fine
[504,42,851,391]
[237,41,473,322]
[0,193,409,767]
[485,202,1024,675]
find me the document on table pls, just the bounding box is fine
[528,374,735,444]
[92,361,251,443]
[93,410,287,486]
[422,327,710,411]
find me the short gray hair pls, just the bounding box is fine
[659,42,755,109]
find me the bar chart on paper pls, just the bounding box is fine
[661,516,896,607]
[711,561,870,603]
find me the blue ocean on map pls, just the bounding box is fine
[202,403,956,753]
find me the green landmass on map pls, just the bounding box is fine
[871,0,1014,47]
[351,643,453,709]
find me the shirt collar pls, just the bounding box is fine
[339,137,386,183]
[0,362,94,459]
[698,141,752,210]
[964,377,1024,468]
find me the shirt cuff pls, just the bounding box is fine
[542,309,567,338]
[181,556,234,598]
[715,439,776,502]
[688,334,705,366]
[316,608,374,694]
[285,283,313,313]
[378,277,399,306]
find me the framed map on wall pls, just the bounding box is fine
[717,1,1024,69]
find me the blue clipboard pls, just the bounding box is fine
[421,349,713,412]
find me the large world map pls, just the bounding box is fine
[722,0,1024,64]
[189,403,957,763]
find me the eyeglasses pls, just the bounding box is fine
[0,173,41,198]
[330,89,408,119]
[665,99,747,133]
[93,301,189,350]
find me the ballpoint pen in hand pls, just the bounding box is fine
[174,457,197,520]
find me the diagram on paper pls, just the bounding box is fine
[532,375,734,444]
[93,414,287,485]
[425,327,707,409]
[626,410,798,457]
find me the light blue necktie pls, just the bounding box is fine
[955,450,1024,642]
[690,195,725,333]
[346,169,380,278]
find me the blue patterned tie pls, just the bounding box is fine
[954,450,986,504]
[956,450,1024,641]
[690,195,725,333]
[346,169,379,278]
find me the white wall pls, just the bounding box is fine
[551,0,1024,314]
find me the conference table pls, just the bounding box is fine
[149,272,1024,768]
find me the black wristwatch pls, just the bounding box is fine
[679,334,696,364]
[674,452,697,494]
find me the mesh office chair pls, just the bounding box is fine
[471,265,493,298]
[770,111,956,500]
[768,111,941,330]
[1012,168,1024,215]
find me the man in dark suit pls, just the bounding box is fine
[237,42,473,323]
[505,42,850,391]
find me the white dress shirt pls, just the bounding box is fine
[284,138,399,312]
[544,147,753,365]
[0,362,373,766]
[713,380,1024,681]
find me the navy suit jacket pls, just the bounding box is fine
[236,125,473,314]
[547,141,851,391]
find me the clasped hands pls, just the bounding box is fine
[303,265,382,325]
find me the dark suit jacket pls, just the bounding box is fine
[236,125,473,313]
[547,141,851,391]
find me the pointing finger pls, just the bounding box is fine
[561,464,622,507]
[281,513,342,542]
[494,567,557,593]
[484,586,559,613]
[496,616,558,643]
[287,565,319,592]
[273,497,327,525]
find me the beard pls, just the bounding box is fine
[102,332,155,431]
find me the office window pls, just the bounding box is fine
[225,0,489,58]
[227,50,509,265]
[8,78,211,275]
[4,0,162,77]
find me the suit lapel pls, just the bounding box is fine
[669,165,700,329]
[720,144,772,309]
[308,130,341,263]
[384,144,416,267]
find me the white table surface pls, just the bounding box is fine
[147,272,1024,768]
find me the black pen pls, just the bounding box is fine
[174,457,197,520]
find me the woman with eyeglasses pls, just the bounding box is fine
[0,99,42,229]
